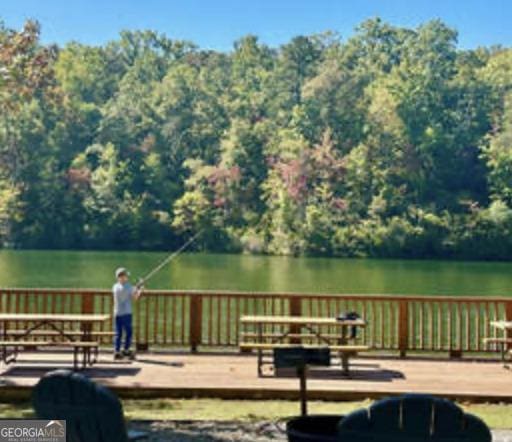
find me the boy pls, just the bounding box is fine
[112,267,142,360]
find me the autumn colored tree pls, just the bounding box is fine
[0,18,511,259]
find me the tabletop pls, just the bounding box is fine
[490,320,512,331]
[0,313,111,322]
[240,315,366,326]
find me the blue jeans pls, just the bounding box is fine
[114,314,132,352]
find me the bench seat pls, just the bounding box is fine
[0,340,99,347]
[59,342,100,347]
[239,343,369,352]
[4,330,114,337]
[0,340,51,346]
[239,342,369,376]
[0,340,99,370]
[240,332,354,340]
[482,337,512,363]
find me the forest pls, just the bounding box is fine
[1,18,512,259]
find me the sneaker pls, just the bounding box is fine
[123,349,135,360]
[113,352,123,361]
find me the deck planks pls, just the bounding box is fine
[1,352,512,402]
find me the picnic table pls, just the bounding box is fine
[0,313,111,370]
[485,321,512,364]
[239,315,368,376]
[489,320,512,332]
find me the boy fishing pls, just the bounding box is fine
[110,233,201,360]
[112,267,143,360]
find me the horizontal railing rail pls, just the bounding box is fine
[0,288,511,357]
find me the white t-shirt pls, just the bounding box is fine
[112,282,134,316]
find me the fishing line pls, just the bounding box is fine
[137,230,203,288]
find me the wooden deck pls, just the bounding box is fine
[1,351,512,402]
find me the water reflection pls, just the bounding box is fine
[0,250,510,297]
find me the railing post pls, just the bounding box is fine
[506,301,512,351]
[81,292,94,342]
[290,296,302,344]
[136,296,149,352]
[190,294,203,353]
[135,297,148,352]
[398,300,409,358]
[81,292,93,315]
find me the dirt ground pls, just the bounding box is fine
[130,421,510,441]
[130,421,286,441]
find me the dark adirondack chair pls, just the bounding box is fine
[32,370,147,442]
[338,394,491,442]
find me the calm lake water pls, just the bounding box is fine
[0,250,511,296]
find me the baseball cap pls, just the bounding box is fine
[115,267,130,278]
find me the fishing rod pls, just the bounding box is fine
[136,230,203,289]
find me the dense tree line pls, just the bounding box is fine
[1,18,512,259]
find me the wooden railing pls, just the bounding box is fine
[0,288,511,357]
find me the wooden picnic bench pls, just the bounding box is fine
[0,341,99,370]
[485,321,512,364]
[4,329,114,337]
[239,315,369,376]
[0,313,110,370]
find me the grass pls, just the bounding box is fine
[1,398,512,428]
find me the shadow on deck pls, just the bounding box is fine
[0,351,511,403]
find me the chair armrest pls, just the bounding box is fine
[464,414,492,442]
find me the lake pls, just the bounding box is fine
[0,250,511,296]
